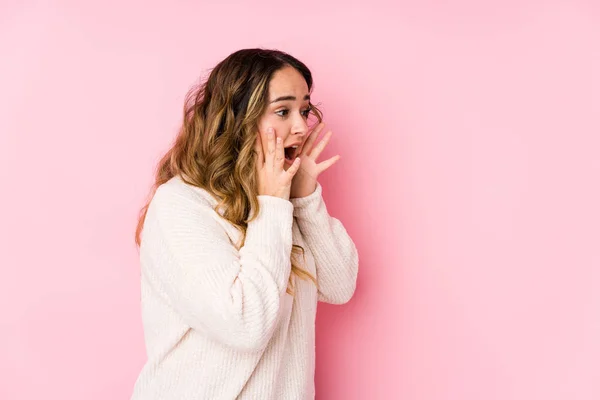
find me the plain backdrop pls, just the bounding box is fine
[1,0,599,399]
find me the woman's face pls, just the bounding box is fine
[257,66,312,170]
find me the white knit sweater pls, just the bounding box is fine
[130,175,359,400]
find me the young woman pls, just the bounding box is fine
[130,48,359,400]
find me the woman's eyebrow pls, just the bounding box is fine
[270,94,310,103]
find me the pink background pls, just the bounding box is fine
[2,1,599,399]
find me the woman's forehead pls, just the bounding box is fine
[269,67,309,100]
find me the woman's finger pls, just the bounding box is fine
[286,157,302,177]
[309,130,333,161]
[255,134,264,169]
[275,135,285,169]
[300,122,324,156]
[265,127,276,170]
[317,154,341,174]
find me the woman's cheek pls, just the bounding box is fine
[259,115,277,132]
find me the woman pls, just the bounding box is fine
[130,48,359,400]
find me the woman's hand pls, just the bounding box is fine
[290,123,341,199]
[256,127,302,200]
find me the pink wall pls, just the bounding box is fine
[2,1,599,399]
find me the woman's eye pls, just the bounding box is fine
[275,108,311,118]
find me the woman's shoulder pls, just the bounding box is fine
[144,175,241,246]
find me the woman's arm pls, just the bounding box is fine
[141,184,294,352]
[290,183,359,304]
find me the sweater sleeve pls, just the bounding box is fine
[290,183,359,304]
[142,185,294,352]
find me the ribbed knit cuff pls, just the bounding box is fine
[247,195,294,241]
[244,195,294,285]
[290,183,325,223]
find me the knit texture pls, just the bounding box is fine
[130,175,359,400]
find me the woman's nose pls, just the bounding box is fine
[293,117,309,136]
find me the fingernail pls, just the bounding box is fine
[267,127,274,134]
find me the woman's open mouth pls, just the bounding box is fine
[284,145,299,164]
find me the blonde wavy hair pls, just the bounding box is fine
[135,48,323,295]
